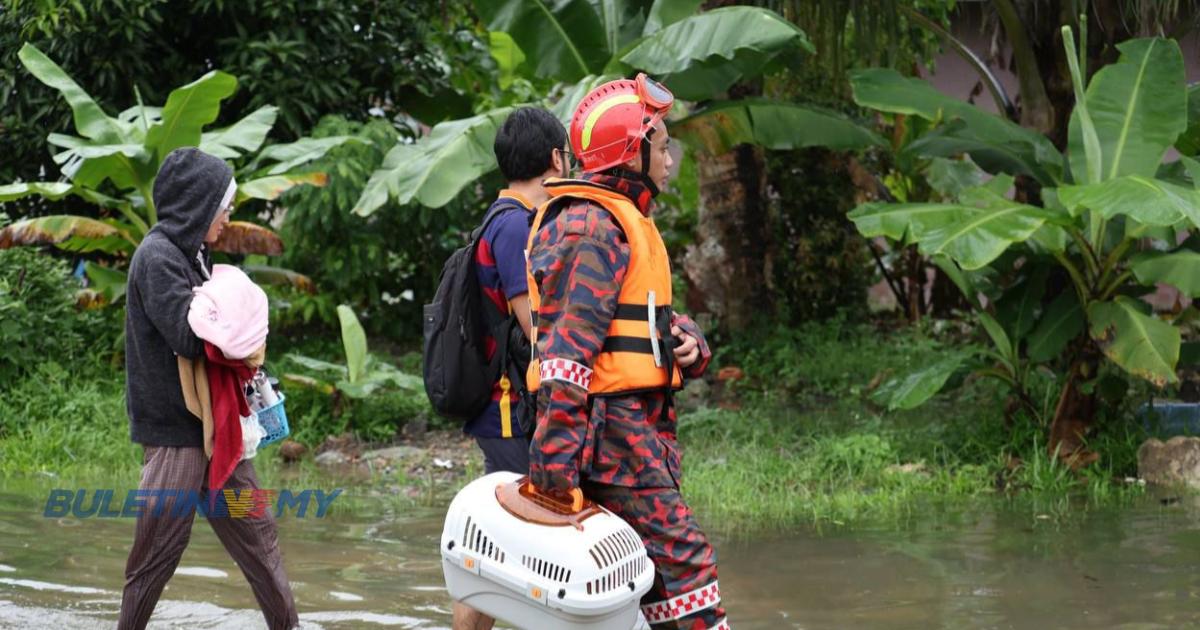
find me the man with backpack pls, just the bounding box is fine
[524,75,728,629]
[434,106,568,630]
[465,107,568,475]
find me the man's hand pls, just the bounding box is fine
[536,485,583,511]
[670,314,712,377]
[672,325,701,368]
[529,409,583,494]
[530,466,578,495]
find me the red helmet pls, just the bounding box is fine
[569,73,675,173]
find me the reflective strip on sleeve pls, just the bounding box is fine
[539,358,593,390]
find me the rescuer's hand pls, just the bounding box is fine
[672,325,701,368]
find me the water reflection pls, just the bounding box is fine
[3,480,1200,628]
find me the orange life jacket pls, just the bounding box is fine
[525,178,683,395]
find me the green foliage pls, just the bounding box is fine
[280,115,495,339]
[843,33,1200,418]
[1010,437,1077,495]
[356,3,834,214]
[282,305,426,442]
[277,338,437,448]
[1065,37,1186,184]
[0,0,461,188]
[680,404,992,531]
[1,43,356,304]
[719,314,942,397]
[1026,291,1084,363]
[0,248,117,381]
[870,353,969,411]
[681,320,1147,531]
[284,307,421,400]
[1176,84,1200,156]
[279,384,341,447]
[475,0,656,83]
[346,389,432,444]
[284,384,433,447]
[0,313,1153,529]
[673,99,884,155]
[765,148,872,323]
[810,432,897,478]
[275,318,434,447]
[277,117,409,322]
[0,360,138,479]
[619,6,813,100]
[353,108,514,214]
[488,31,526,90]
[849,68,1064,185]
[764,0,956,85]
[1088,297,1181,388]
[1129,250,1200,297]
[264,284,340,332]
[849,187,1058,271]
[10,42,351,215]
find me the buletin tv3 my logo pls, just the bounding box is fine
[43,488,342,518]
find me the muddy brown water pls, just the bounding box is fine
[2,477,1200,629]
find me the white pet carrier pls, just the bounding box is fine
[441,471,655,630]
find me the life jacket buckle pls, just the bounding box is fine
[648,290,662,368]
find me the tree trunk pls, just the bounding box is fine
[993,0,1056,135]
[683,144,771,332]
[904,245,924,322]
[997,0,1142,151]
[1048,348,1101,468]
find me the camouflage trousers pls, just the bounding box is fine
[583,483,729,630]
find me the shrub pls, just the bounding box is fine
[279,376,435,446]
[278,115,497,340]
[766,148,871,323]
[0,248,117,381]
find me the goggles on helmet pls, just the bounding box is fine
[636,73,674,111]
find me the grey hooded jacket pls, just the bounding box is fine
[124,148,232,446]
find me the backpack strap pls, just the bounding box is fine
[472,197,533,394]
[492,314,536,434]
[471,197,527,243]
[472,196,529,325]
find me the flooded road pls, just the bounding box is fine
[3,478,1200,629]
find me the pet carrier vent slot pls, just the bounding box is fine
[590,555,648,594]
[522,555,572,583]
[590,529,643,569]
[462,516,505,562]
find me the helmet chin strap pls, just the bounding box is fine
[603,129,660,197]
[638,131,659,198]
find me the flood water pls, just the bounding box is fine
[2,477,1200,629]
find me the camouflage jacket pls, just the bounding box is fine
[528,172,711,492]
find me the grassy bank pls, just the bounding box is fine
[0,317,1154,531]
[0,359,141,482]
[678,317,1149,532]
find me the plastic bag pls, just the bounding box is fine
[240,411,266,459]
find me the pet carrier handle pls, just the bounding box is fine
[520,480,584,513]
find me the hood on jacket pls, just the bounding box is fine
[151,148,234,259]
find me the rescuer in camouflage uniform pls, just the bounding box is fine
[525,74,729,630]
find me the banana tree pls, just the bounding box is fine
[352,1,890,329]
[283,305,421,419]
[854,29,1200,463]
[352,1,825,213]
[0,44,356,301]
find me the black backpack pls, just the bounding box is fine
[423,200,530,422]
